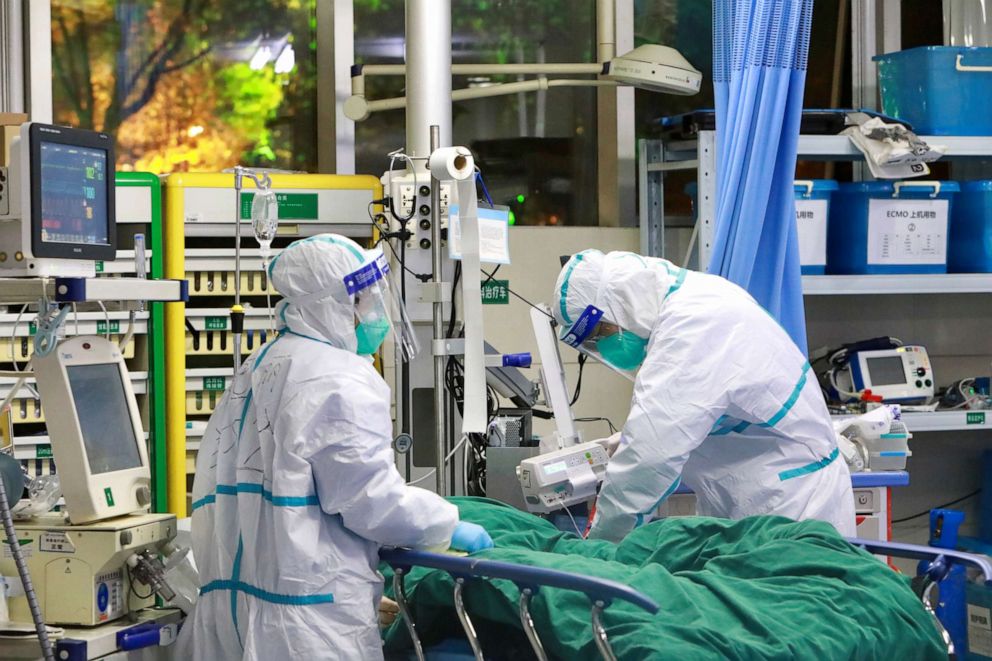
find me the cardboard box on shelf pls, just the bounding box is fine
[0,114,26,166]
[0,113,27,126]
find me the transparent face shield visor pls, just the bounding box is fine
[344,249,420,362]
[559,305,648,380]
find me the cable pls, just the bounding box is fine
[557,499,584,537]
[574,416,618,435]
[569,354,587,406]
[0,457,54,660]
[474,168,494,206]
[385,150,418,224]
[406,435,469,486]
[892,490,982,524]
[97,301,111,338]
[11,304,40,401]
[481,267,554,321]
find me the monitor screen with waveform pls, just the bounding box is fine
[39,141,110,246]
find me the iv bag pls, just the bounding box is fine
[251,189,279,257]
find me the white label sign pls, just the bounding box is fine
[969,604,992,657]
[40,531,75,554]
[867,199,948,265]
[795,199,828,267]
[449,205,511,265]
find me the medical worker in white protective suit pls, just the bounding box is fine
[554,250,856,543]
[177,234,494,660]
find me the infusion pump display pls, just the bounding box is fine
[849,346,934,404]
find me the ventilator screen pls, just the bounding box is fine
[66,363,143,474]
[866,356,906,386]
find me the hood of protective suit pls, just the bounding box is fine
[553,250,684,339]
[268,234,368,351]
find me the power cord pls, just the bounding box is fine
[569,354,587,405]
[892,490,982,524]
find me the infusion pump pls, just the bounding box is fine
[517,441,610,513]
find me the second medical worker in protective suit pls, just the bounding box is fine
[554,250,856,543]
[178,234,493,660]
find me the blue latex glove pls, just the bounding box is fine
[449,522,494,553]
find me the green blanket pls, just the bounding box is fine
[382,498,946,660]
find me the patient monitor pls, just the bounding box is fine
[32,335,153,524]
[0,122,116,277]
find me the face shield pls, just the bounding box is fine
[560,305,649,380]
[344,249,419,362]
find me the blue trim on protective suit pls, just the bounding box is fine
[191,482,320,511]
[266,234,364,279]
[778,448,840,481]
[634,476,682,528]
[201,580,335,606]
[707,362,812,437]
[759,362,811,428]
[558,251,589,325]
[231,537,244,649]
[664,268,686,300]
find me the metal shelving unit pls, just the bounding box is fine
[639,130,992,450]
[639,131,992,274]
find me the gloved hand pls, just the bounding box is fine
[594,431,623,457]
[378,597,400,628]
[449,522,494,553]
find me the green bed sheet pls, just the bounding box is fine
[382,497,946,660]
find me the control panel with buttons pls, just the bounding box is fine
[849,345,934,404]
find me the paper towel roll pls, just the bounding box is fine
[428,146,474,181]
[429,145,485,434]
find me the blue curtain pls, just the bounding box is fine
[709,0,814,352]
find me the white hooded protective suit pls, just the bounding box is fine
[176,235,459,660]
[554,250,856,542]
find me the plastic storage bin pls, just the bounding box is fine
[794,180,838,275]
[828,180,959,274]
[874,46,992,135]
[950,181,992,273]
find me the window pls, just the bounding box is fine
[354,0,599,226]
[50,0,318,173]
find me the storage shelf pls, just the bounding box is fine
[797,134,992,160]
[802,274,992,295]
[833,411,992,433]
[902,411,992,432]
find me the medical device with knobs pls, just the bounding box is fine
[831,345,934,404]
[517,441,610,513]
[31,335,152,523]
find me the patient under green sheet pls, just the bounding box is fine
[382,497,946,660]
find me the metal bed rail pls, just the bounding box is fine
[848,537,992,658]
[379,548,660,661]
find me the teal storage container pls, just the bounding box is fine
[827,180,959,274]
[950,181,992,273]
[794,180,838,275]
[874,46,992,135]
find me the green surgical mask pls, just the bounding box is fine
[356,318,390,355]
[596,332,648,371]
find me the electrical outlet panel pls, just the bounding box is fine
[0,167,8,216]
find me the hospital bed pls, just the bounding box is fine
[380,538,992,661]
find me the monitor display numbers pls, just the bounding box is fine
[866,356,907,386]
[39,141,109,246]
